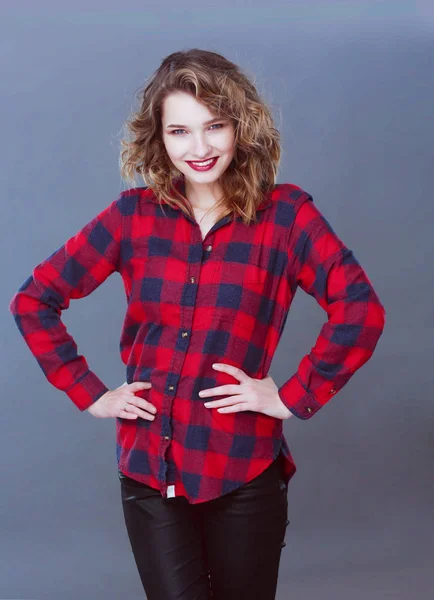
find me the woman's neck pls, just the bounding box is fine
[184,178,222,211]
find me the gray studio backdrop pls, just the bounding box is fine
[2,2,433,599]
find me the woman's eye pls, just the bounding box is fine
[171,124,224,135]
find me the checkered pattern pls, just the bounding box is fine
[9,179,386,503]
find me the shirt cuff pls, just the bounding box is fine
[277,372,337,420]
[65,370,110,411]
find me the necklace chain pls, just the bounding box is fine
[192,205,216,224]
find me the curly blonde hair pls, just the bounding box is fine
[119,48,281,226]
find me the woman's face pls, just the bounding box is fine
[161,91,236,190]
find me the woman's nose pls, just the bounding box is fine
[190,135,211,157]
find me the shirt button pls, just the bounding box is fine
[307,407,312,413]
[181,331,188,338]
[330,388,336,394]
[168,385,174,391]
[206,244,212,252]
[190,276,196,283]
[164,435,170,441]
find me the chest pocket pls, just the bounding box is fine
[210,255,271,329]
[213,258,268,286]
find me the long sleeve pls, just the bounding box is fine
[9,195,124,411]
[278,192,386,420]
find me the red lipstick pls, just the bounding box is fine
[186,157,219,171]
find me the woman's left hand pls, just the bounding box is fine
[199,363,294,420]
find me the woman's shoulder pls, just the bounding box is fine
[119,185,152,197]
[273,181,311,199]
[117,185,153,201]
[271,182,313,210]
[112,186,156,214]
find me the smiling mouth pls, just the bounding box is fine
[186,157,218,165]
[185,156,220,171]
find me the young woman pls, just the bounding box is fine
[9,48,386,599]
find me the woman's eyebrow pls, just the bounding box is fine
[165,117,226,128]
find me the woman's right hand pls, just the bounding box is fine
[86,381,157,421]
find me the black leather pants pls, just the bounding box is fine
[118,451,290,600]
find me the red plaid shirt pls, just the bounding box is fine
[9,179,385,503]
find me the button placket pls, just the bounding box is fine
[160,215,231,491]
[159,225,201,466]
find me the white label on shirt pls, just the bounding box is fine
[167,485,176,498]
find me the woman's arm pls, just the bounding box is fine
[278,191,386,419]
[9,194,124,411]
